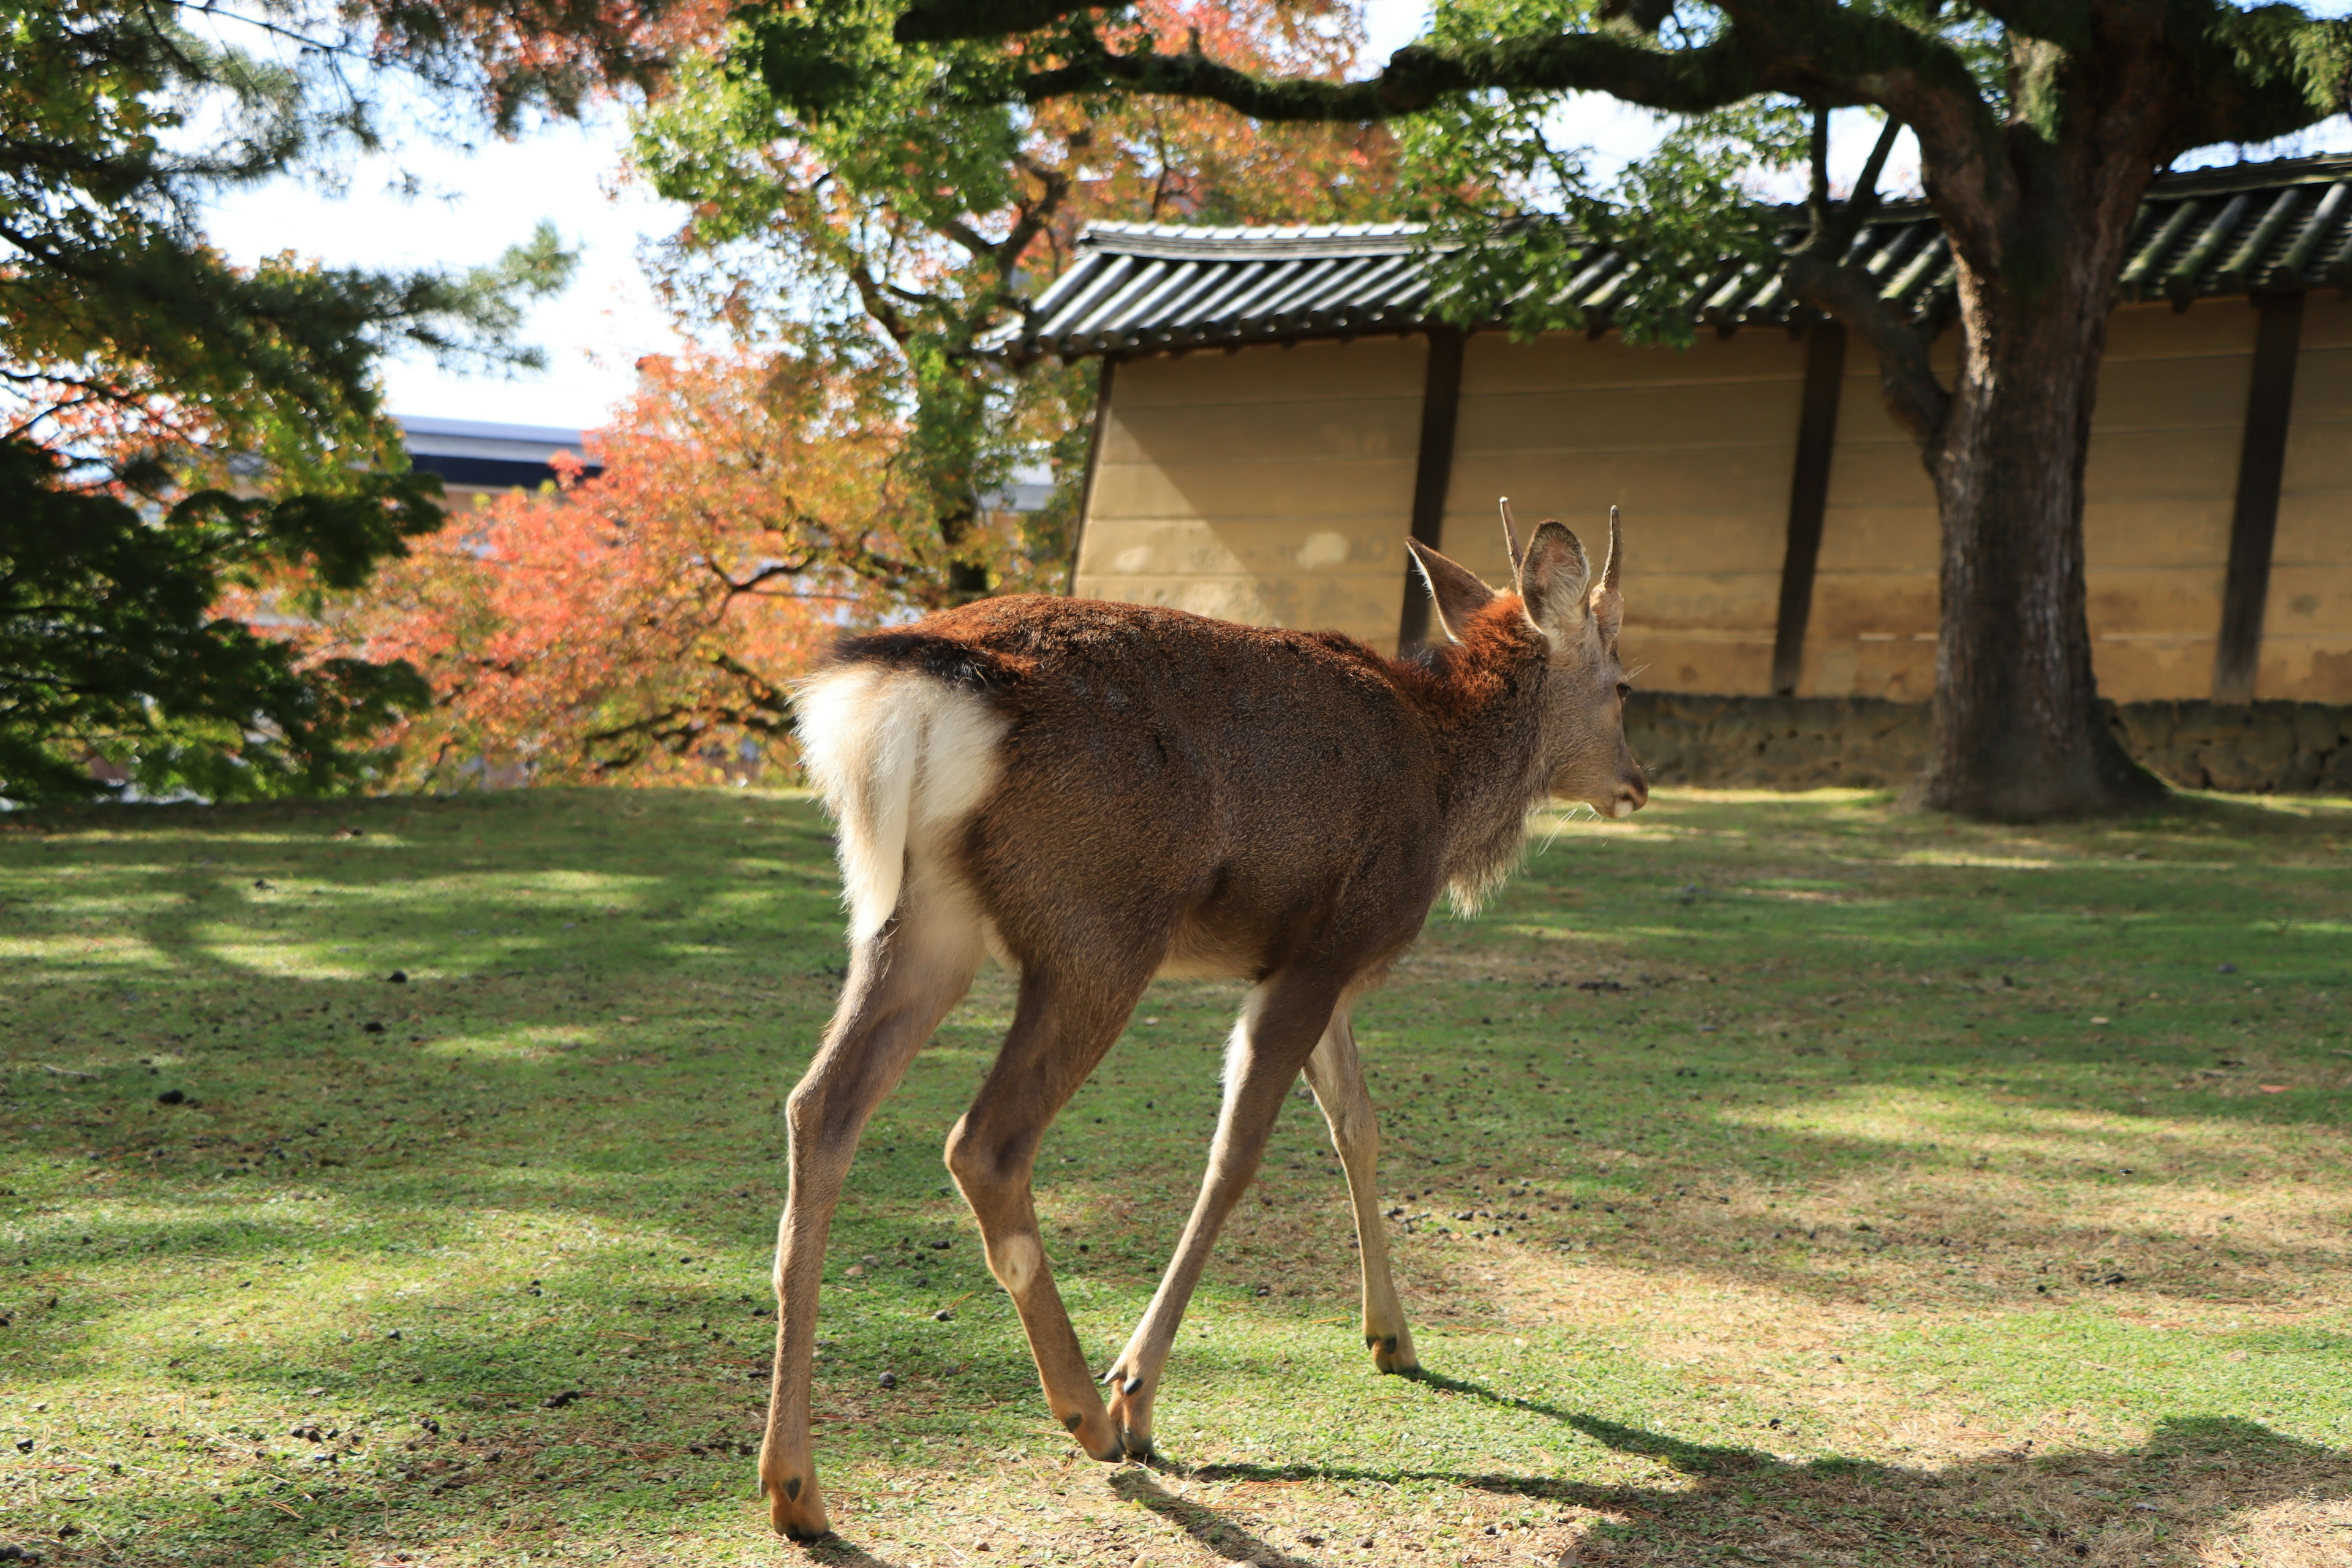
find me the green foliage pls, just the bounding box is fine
[636,3,1411,601]
[0,0,581,805]
[635,31,1065,596]
[848,0,2352,347]
[0,439,439,805]
[1395,38,1815,345]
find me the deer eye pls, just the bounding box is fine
[1615,682,1631,701]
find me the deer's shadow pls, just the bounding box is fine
[1103,1373,2352,1566]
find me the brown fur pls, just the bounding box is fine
[758,521,1646,1539]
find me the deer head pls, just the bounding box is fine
[1409,502,1648,820]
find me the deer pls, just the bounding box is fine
[760,503,1646,1539]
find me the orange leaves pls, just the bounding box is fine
[1017,0,1403,241]
[331,346,933,787]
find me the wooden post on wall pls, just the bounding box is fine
[1065,355,1117,596]
[1396,327,1466,652]
[1770,323,1848,696]
[2213,291,2305,703]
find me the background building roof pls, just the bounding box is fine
[396,415,601,491]
[1005,153,2352,361]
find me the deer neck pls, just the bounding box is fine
[1408,605,1558,910]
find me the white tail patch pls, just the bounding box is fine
[794,664,1009,942]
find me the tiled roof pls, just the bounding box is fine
[1002,153,2352,360]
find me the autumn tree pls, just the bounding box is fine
[310,2,1410,785]
[629,0,1406,603]
[330,345,948,785]
[766,0,2352,820]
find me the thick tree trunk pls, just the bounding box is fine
[1905,257,2166,819]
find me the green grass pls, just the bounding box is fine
[2,785,2350,1567]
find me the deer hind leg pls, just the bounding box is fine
[761,891,983,1540]
[1102,969,1344,1458]
[944,962,1154,1463]
[1300,1008,1418,1374]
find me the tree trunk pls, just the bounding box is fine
[1905,255,2166,819]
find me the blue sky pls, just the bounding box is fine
[197,1,2351,434]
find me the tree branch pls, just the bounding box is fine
[1014,34,1767,121]
[1965,0,2092,52]
[2162,7,2352,152]
[707,557,815,595]
[1782,111,1950,445]
[938,216,1000,260]
[842,261,911,344]
[894,0,1097,44]
[1001,150,1074,270]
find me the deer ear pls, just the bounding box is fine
[1406,539,1496,643]
[1518,521,1591,646]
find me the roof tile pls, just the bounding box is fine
[1001,153,2352,360]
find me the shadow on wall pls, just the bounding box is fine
[1629,693,2352,793]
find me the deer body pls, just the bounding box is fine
[761,516,1645,1539]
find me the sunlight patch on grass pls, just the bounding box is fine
[418,1024,602,1063]
[197,935,391,981]
[2205,1496,2352,1566]
[1892,850,2065,869]
[1651,788,1887,807]
[1720,1085,2332,1168]
[0,931,176,966]
[1493,922,1619,944]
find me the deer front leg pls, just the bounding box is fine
[1300,1009,1417,1374]
[762,907,981,1539]
[1102,972,1341,1458]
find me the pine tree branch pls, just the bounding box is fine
[2167,7,2352,150]
[993,7,2002,234]
[895,0,1097,43]
[1966,0,2093,51]
[1012,33,1763,121]
[984,2,1996,142]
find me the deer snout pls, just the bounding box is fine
[1609,763,1649,820]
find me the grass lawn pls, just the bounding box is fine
[2,786,2349,1568]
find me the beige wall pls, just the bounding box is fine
[2271,290,2352,701]
[1072,336,1425,650]
[1804,302,2263,705]
[1804,334,1951,701]
[1442,330,1807,696]
[1076,301,2352,703]
[2082,302,2258,701]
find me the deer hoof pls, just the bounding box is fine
[1062,1407,1125,1463]
[763,1463,831,1540]
[1368,1330,1419,1375]
[1106,1381,1154,1458]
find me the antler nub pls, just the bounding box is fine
[1499,497,1523,575]
[1601,505,1621,594]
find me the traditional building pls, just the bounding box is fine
[1006,154,2352,750]
[396,416,601,511]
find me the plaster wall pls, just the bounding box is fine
[1072,336,1425,651]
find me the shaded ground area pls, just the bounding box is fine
[0,786,2346,1566]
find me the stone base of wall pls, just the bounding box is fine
[1627,693,2352,794]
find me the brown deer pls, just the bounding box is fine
[761,505,1646,1539]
